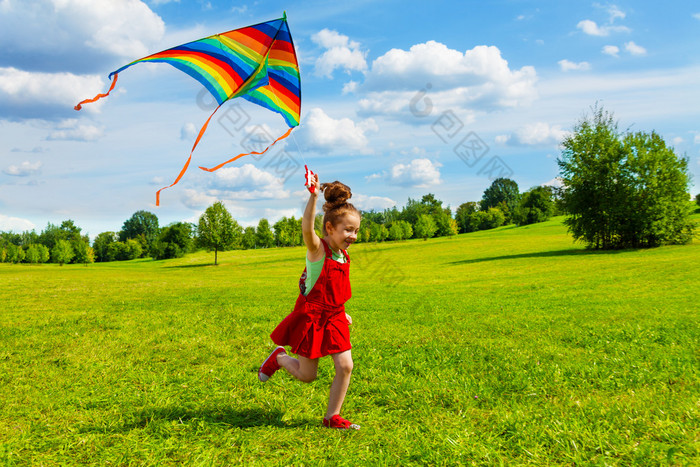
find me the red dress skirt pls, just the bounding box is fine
[270,239,352,359]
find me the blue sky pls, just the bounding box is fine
[1,0,699,237]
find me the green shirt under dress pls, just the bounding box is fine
[303,249,347,296]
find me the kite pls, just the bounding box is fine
[75,13,301,205]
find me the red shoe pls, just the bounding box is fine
[322,414,360,430]
[258,346,286,382]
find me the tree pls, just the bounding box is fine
[25,245,40,264]
[37,244,50,263]
[51,239,74,265]
[399,220,413,240]
[38,220,81,251]
[481,178,520,224]
[6,244,25,263]
[120,211,159,256]
[287,217,303,246]
[255,219,274,248]
[433,208,457,237]
[242,226,256,249]
[399,196,432,225]
[477,207,505,230]
[358,220,372,243]
[370,223,389,242]
[73,241,95,265]
[125,239,143,259]
[414,214,437,240]
[153,223,193,260]
[618,131,693,246]
[273,218,292,247]
[516,186,554,226]
[455,202,480,233]
[388,223,404,241]
[197,202,240,265]
[558,105,693,249]
[107,242,129,261]
[93,232,118,262]
[695,193,700,209]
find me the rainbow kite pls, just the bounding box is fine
[75,14,301,205]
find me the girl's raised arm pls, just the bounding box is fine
[302,173,323,261]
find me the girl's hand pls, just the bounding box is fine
[345,313,352,325]
[305,166,320,194]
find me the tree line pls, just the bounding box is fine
[0,178,562,265]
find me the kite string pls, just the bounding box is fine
[266,84,308,169]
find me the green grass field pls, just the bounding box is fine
[1,215,698,465]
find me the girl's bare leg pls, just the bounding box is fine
[325,350,353,419]
[277,354,318,383]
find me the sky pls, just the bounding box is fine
[1,0,699,238]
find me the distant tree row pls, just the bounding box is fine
[1,181,562,264]
[0,220,94,265]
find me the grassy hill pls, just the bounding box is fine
[1,215,698,465]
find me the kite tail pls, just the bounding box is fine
[74,73,119,110]
[197,127,294,173]
[155,105,223,206]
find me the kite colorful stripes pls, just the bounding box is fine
[75,14,301,205]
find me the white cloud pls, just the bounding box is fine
[208,164,289,200]
[3,161,42,176]
[602,45,620,57]
[694,133,700,145]
[693,13,700,20]
[497,122,569,146]
[352,194,397,211]
[0,67,106,119]
[387,158,442,188]
[624,41,647,56]
[607,5,625,21]
[342,81,359,94]
[357,42,537,119]
[181,189,217,209]
[576,19,630,36]
[311,29,367,78]
[543,177,564,188]
[47,119,103,141]
[300,107,376,153]
[558,59,591,72]
[181,165,291,209]
[0,214,36,232]
[0,0,164,73]
[671,136,684,146]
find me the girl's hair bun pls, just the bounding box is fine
[321,181,352,212]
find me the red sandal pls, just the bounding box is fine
[323,414,360,430]
[258,346,286,382]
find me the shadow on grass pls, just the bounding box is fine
[165,263,216,268]
[81,406,312,433]
[447,247,637,265]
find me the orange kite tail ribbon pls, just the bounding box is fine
[155,104,224,206]
[74,73,119,110]
[198,127,295,173]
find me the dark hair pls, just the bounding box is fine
[320,181,360,235]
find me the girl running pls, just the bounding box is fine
[258,173,361,430]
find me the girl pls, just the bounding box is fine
[258,173,361,430]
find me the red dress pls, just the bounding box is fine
[270,238,352,359]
